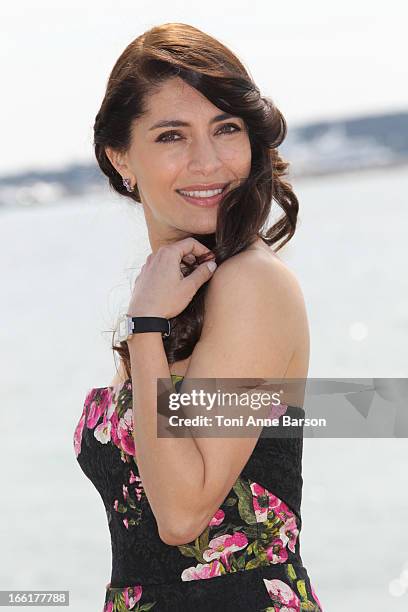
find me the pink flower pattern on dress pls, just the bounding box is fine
[116,408,135,456]
[203,532,248,570]
[266,537,288,563]
[103,583,152,611]
[75,377,323,611]
[73,410,86,458]
[279,515,299,554]
[75,384,147,532]
[263,578,300,611]
[181,560,223,581]
[87,388,114,428]
[75,382,136,460]
[129,470,143,501]
[208,508,225,526]
[124,585,142,608]
[268,402,289,420]
[250,481,282,522]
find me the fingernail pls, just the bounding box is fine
[207,260,217,272]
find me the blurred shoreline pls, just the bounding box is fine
[1,108,407,210]
[291,157,408,181]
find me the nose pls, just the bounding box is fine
[187,135,223,176]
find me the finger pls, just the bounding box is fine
[182,254,196,264]
[173,237,214,261]
[184,259,217,290]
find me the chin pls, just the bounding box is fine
[191,216,217,233]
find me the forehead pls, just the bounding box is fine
[143,76,221,120]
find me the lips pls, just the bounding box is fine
[176,182,230,194]
[176,183,229,208]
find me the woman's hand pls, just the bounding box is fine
[127,237,217,319]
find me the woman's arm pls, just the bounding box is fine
[129,252,306,546]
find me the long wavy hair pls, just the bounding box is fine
[93,22,299,378]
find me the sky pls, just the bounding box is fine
[1,0,407,176]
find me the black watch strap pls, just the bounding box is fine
[130,316,171,338]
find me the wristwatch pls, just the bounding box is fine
[117,314,171,342]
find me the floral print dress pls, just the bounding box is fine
[73,374,323,612]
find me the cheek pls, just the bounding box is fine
[138,152,182,192]
[220,138,251,175]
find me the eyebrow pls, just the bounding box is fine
[148,112,238,131]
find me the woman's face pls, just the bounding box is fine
[107,76,252,250]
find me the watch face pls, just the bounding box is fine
[117,314,130,342]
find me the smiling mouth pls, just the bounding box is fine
[175,183,230,198]
[175,183,231,208]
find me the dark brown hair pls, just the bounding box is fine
[93,22,299,379]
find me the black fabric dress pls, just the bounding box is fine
[73,374,323,612]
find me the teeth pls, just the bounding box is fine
[179,187,224,198]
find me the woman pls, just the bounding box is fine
[73,22,323,612]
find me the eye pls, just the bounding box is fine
[155,123,242,144]
[156,130,182,143]
[218,123,241,135]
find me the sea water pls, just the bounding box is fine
[1,165,407,611]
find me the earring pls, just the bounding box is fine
[122,178,134,193]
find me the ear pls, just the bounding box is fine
[105,146,134,181]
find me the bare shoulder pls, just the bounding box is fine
[212,244,303,290]
[203,246,308,342]
[174,245,309,380]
